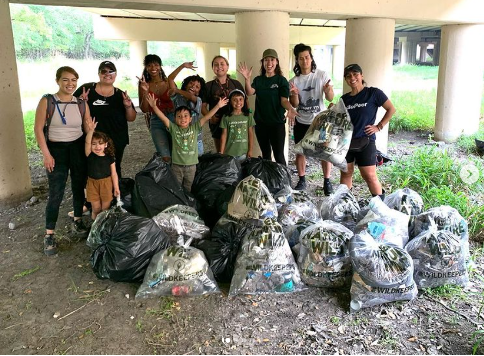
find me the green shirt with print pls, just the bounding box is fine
[220,113,256,157]
[169,121,201,165]
[251,75,290,125]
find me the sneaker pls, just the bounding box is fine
[323,180,333,196]
[68,205,90,219]
[294,179,307,191]
[72,219,89,238]
[44,234,57,256]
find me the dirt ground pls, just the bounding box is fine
[1,116,483,355]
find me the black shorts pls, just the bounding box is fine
[294,120,311,144]
[345,140,377,166]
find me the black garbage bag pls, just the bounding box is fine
[240,157,292,195]
[119,178,135,213]
[90,212,171,282]
[192,153,240,228]
[132,153,196,218]
[87,205,126,249]
[215,184,237,217]
[193,214,259,283]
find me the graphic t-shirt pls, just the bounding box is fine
[204,78,244,122]
[251,75,290,125]
[169,121,202,165]
[170,93,203,142]
[87,153,114,179]
[289,69,331,125]
[74,83,134,147]
[341,87,388,140]
[220,113,256,157]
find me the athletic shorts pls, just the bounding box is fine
[345,140,377,167]
[294,120,311,144]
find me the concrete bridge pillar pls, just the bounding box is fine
[129,40,147,75]
[195,42,220,81]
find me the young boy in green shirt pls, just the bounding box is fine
[146,93,228,191]
[219,89,255,163]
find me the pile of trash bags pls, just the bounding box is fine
[85,152,473,312]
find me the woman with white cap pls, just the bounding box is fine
[238,49,298,166]
[341,63,396,200]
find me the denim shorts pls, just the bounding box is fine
[150,112,174,157]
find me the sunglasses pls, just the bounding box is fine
[100,69,116,75]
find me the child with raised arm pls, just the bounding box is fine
[146,93,228,192]
[85,117,120,220]
[219,89,255,163]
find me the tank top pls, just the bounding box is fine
[149,88,174,114]
[48,94,83,142]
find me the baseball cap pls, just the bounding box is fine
[98,61,117,72]
[262,49,278,59]
[228,89,245,99]
[344,64,362,77]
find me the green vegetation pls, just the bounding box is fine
[23,110,37,151]
[379,146,484,237]
[11,4,129,60]
[12,266,40,280]
[390,89,436,132]
[456,122,484,155]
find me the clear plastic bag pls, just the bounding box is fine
[161,205,204,223]
[152,210,210,246]
[135,240,220,299]
[384,188,424,216]
[410,206,471,267]
[227,175,278,221]
[298,221,353,288]
[405,226,469,288]
[349,230,417,312]
[355,196,410,248]
[320,184,360,232]
[294,99,353,171]
[229,218,305,295]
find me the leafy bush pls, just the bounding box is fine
[23,110,37,151]
[456,121,484,155]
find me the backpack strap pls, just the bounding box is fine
[42,94,56,140]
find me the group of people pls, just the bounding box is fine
[34,43,395,256]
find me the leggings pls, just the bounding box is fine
[45,136,86,230]
[255,122,287,166]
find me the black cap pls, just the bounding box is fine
[344,64,362,77]
[98,61,116,72]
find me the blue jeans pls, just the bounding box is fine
[150,112,174,158]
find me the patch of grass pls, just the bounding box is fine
[380,326,398,349]
[146,297,177,320]
[456,121,484,155]
[329,316,340,325]
[136,320,143,333]
[424,284,465,299]
[78,288,110,302]
[379,146,484,237]
[390,89,436,132]
[23,110,38,151]
[308,170,324,180]
[12,266,40,281]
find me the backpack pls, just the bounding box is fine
[43,94,87,140]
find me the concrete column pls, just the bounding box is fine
[332,45,344,80]
[195,42,220,82]
[344,18,395,153]
[0,0,32,208]
[419,43,429,62]
[235,11,290,161]
[397,41,403,63]
[408,41,418,64]
[432,39,441,66]
[400,39,409,64]
[129,40,147,71]
[435,24,484,142]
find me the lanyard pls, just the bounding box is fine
[54,101,72,125]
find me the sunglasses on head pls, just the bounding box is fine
[100,69,116,75]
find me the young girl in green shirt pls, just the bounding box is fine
[219,89,255,163]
